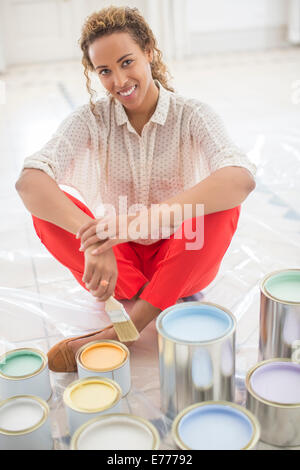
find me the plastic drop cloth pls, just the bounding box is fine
[1,120,300,451]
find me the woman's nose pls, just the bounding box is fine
[113,70,128,89]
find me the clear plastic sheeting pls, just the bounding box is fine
[1,160,300,449]
[1,155,300,450]
[1,48,300,450]
[0,288,174,449]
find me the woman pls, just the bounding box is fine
[15,6,256,372]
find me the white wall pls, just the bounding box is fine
[187,0,288,32]
[0,0,149,67]
[0,0,291,68]
[186,0,289,54]
[0,1,7,72]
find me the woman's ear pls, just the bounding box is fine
[145,46,153,64]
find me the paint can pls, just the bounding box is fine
[63,377,122,436]
[259,269,300,360]
[0,395,52,450]
[0,348,52,402]
[70,413,160,450]
[172,401,260,450]
[156,301,236,419]
[75,340,130,397]
[246,358,300,446]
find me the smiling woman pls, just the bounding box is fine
[86,31,158,128]
[16,6,256,373]
[79,7,174,130]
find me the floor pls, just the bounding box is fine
[0,46,300,449]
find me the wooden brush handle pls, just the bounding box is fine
[105,295,123,312]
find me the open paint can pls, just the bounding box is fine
[70,413,160,450]
[172,401,260,450]
[63,377,122,436]
[156,302,236,419]
[259,269,300,360]
[76,340,130,397]
[246,358,300,446]
[0,395,52,450]
[0,348,52,402]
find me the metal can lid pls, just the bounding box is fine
[71,413,160,450]
[156,301,236,345]
[0,395,49,436]
[260,268,300,304]
[77,340,128,372]
[246,358,300,407]
[0,348,47,380]
[172,401,260,450]
[63,377,121,413]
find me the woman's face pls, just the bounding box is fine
[88,32,155,112]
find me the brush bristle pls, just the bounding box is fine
[113,318,140,342]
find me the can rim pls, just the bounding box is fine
[171,400,260,450]
[0,348,47,380]
[156,301,236,345]
[63,376,122,413]
[0,395,49,435]
[260,268,300,305]
[70,413,160,450]
[245,358,300,408]
[75,340,129,373]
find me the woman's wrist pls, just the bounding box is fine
[84,239,109,254]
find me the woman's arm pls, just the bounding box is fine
[159,99,257,227]
[159,166,255,225]
[76,166,255,254]
[15,169,93,235]
[16,107,95,234]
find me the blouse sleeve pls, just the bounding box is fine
[21,107,91,185]
[190,102,257,178]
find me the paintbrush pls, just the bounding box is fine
[105,296,140,342]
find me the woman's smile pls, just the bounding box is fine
[117,84,138,100]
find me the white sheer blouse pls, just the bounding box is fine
[22,79,257,217]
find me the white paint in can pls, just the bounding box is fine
[0,397,44,431]
[71,413,160,450]
[0,396,53,450]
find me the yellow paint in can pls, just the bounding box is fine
[66,379,119,412]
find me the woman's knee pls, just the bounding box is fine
[165,204,241,263]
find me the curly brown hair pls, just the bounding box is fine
[79,5,175,117]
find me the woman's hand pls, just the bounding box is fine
[82,242,118,301]
[77,207,178,255]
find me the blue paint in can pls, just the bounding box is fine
[178,404,254,450]
[161,304,233,342]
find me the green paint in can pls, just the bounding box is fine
[0,350,43,377]
[265,270,300,303]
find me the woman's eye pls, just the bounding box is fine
[99,60,133,76]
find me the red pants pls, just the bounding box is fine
[32,191,241,311]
